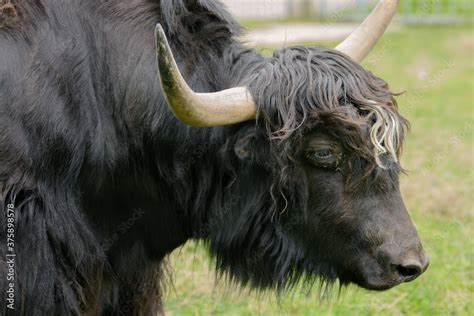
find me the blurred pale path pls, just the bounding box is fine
[242,22,401,47]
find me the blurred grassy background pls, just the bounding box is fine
[164,25,473,315]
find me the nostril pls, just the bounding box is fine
[396,262,422,281]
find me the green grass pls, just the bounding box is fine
[398,0,474,16]
[239,0,474,28]
[164,25,473,315]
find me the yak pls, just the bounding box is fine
[0,0,429,315]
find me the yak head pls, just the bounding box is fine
[155,1,428,292]
[236,46,429,291]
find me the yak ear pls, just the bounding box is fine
[234,128,260,160]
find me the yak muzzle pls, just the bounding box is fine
[359,241,429,291]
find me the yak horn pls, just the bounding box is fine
[155,24,256,128]
[335,0,399,62]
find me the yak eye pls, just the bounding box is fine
[305,147,340,169]
[312,149,332,159]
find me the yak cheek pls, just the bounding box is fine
[292,166,350,258]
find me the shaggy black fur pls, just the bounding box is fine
[0,1,415,315]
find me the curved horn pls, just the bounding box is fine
[335,0,399,62]
[154,24,256,128]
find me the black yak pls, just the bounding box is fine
[0,0,428,314]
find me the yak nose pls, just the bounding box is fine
[392,249,429,282]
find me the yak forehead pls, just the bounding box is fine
[247,46,408,168]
